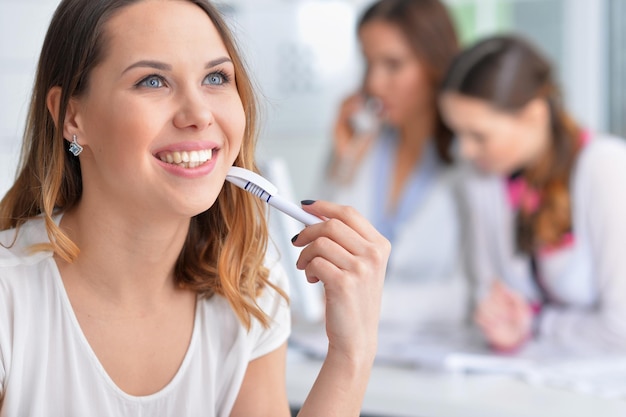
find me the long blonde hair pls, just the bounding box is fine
[0,0,283,329]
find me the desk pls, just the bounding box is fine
[286,350,626,417]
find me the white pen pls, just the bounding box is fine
[225,166,323,226]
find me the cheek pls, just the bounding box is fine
[218,96,246,161]
[394,67,432,113]
[484,132,525,172]
[80,96,167,181]
[87,102,154,156]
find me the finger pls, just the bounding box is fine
[299,200,387,246]
[476,310,504,330]
[474,302,504,328]
[293,217,376,260]
[301,256,343,286]
[341,93,366,116]
[494,281,523,305]
[476,293,516,328]
[474,309,493,329]
[492,280,513,298]
[487,283,518,314]
[476,315,498,336]
[475,312,507,340]
[334,94,364,144]
[479,289,507,316]
[506,287,529,308]
[496,284,530,317]
[482,327,512,349]
[295,235,355,272]
[510,297,533,326]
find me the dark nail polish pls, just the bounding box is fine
[301,200,316,206]
[291,234,299,243]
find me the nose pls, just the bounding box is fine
[364,65,386,98]
[173,88,214,130]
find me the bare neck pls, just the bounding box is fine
[56,199,191,310]
[397,110,435,156]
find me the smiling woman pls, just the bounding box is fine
[0,1,390,416]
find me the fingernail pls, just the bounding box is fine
[291,234,299,243]
[301,200,316,206]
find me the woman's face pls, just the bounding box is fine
[359,20,432,127]
[439,92,549,175]
[69,0,244,218]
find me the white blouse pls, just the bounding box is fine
[461,133,626,353]
[0,216,291,416]
[319,128,468,327]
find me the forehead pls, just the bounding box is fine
[103,0,229,62]
[441,93,510,127]
[359,20,412,56]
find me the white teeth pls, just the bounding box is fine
[157,149,214,168]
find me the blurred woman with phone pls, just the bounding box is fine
[321,0,468,327]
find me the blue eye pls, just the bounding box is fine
[138,75,165,88]
[204,71,229,86]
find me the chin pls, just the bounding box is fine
[176,194,221,219]
[472,161,498,176]
[383,113,401,127]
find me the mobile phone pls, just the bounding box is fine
[349,97,382,136]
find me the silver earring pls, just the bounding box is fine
[68,134,83,156]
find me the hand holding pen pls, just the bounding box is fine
[291,200,390,417]
[226,167,391,416]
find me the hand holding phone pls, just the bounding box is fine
[349,96,382,137]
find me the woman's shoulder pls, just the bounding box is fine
[0,218,57,322]
[257,256,291,316]
[196,255,290,324]
[579,132,626,165]
[0,216,52,267]
[195,256,291,359]
[575,133,626,181]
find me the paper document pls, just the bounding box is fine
[289,322,626,399]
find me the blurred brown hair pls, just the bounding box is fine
[359,0,459,163]
[441,35,583,253]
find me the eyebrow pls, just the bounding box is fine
[122,57,233,74]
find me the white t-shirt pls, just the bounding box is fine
[0,216,291,416]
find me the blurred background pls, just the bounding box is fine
[1,0,625,200]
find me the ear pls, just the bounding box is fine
[46,87,85,143]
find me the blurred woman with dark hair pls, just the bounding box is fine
[440,34,626,352]
[321,0,467,327]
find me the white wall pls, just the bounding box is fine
[225,1,362,200]
[0,0,58,197]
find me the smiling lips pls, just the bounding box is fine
[157,149,213,169]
